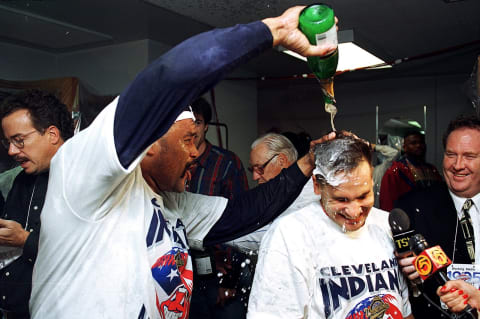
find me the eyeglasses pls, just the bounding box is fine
[248,154,278,175]
[1,130,39,150]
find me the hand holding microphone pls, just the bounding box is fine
[389,208,422,296]
[437,280,480,314]
[410,233,477,319]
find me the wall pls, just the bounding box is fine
[0,42,58,80]
[58,40,150,95]
[205,75,258,187]
[258,65,475,173]
[0,40,259,187]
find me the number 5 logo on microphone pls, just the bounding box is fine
[414,255,433,277]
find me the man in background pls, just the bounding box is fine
[397,114,480,318]
[380,130,442,211]
[0,89,73,319]
[228,132,320,253]
[187,97,250,319]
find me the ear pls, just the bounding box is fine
[46,125,62,145]
[277,153,289,168]
[204,123,209,134]
[312,175,322,195]
[146,140,160,156]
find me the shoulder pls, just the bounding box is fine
[365,207,395,245]
[210,144,240,161]
[398,182,449,204]
[386,160,408,173]
[209,144,245,170]
[395,183,452,222]
[367,207,390,228]
[11,169,29,183]
[263,202,324,245]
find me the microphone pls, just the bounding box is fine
[389,208,421,297]
[410,234,477,319]
[409,234,451,283]
[389,208,415,254]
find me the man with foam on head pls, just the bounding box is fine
[248,133,413,319]
[29,6,338,319]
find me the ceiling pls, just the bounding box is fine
[1,0,480,77]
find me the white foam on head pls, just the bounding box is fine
[313,138,357,187]
[313,165,347,187]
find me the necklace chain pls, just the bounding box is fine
[24,179,37,230]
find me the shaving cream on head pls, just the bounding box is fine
[313,138,359,187]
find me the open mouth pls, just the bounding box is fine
[15,157,29,167]
[342,216,361,225]
[336,211,362,224]
[184,169,192,188]
[181,161,196,188]
[451,171,470,179]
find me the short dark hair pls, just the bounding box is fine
[190,97,212,123]
[403,130,424,139]
[314,132,372,186]
[0,89,74,141]
[442,114,480,148]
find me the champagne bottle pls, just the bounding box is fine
[298,3,338,80]
[299,3,339,131]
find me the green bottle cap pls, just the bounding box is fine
[299,4,335,37]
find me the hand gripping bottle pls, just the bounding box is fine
[298,3,338,81]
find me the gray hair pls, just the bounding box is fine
[251,133,298,163]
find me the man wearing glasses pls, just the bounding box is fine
[249,133,297,185]
[0,89,73,319]
[228,133,321,254]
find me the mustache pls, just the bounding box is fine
[14,156,28,163]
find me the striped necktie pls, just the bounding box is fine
[460,199,475,263]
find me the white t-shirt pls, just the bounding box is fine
[30,99,228,319]
[248,202,412,319]
[227,179,320,253]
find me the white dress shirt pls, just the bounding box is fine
[449,190,480,263]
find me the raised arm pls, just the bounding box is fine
[113,22,272,168]
[114,6,337,168]
[204,132,336,246]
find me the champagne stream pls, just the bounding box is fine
[318,77,337,131]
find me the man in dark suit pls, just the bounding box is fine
[397,114,480,318]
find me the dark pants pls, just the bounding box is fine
[1,311,30,319]
[189,276,248,319]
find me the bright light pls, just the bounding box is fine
[338,42,390,71]
[407,120,422,128]
[281,42,390,72]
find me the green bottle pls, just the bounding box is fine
[298,3,338,80]
[299,4,338,131]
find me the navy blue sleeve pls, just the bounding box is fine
[114,21,273,168]
[203,163,309,246]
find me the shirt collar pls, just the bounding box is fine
[449,190,480,219]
